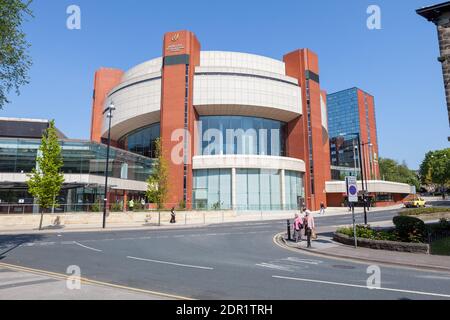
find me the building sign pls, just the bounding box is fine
[167,44,185,52]
[166,33,185,53]
[346,176,358,203]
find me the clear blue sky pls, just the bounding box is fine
[1,0,449,169]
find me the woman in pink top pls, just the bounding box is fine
[292,214,303,243]
[303,210,315,248]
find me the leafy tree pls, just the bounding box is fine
[27,120,64,230]
[146,138,168,210]
[419,149,450,198]
[379,158,420,190]
[0,0,33,109]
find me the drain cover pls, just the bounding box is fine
[332,265,356,270]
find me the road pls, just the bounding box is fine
[1,206,450,300]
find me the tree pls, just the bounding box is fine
[146,138,168,210]
[0,0,33,109]
[419,148,450,198]
[27,120,64,230]
[379,157,420,191]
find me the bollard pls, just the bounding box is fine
[287,219,291,241]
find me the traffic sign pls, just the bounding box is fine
[345,176,358,203]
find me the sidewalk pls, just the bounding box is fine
[0,205,402,235]
[0,264,175,300]
[276,224,450,273]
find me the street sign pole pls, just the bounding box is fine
[346,176,358,248]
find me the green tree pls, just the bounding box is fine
[146,138,168,210]
[27,120,64,230]
[419,149,450,198]
[379,157,420,190]
[0,0,33,109]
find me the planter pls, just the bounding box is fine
[333,232,430,254]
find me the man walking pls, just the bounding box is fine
[303,209,316,248]
[128,199,134,212]
[170,207,176,224]
[320,202,326,215]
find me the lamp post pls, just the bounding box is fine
[339,132,368,225]
[102,102,116,229]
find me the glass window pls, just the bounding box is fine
[199,116,286,156]
[118,123,160,158]
[193,169,231,210]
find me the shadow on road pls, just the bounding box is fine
[0,234,46,259]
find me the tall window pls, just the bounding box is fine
[118,123,160,158]
[199,116,286,156]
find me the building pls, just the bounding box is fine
[417,1,450,127]
[325,89,415,207]
[327,88,380,181]
[90,30,331,211]
[0,117,152,213]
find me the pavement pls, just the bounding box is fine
[276,225,450,273]
[1,206,450,300]
[0,205,402,235]
[0,264,172,300]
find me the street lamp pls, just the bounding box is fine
[339,132,368,225]
[102,102,116,229]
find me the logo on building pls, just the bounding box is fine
[171,33,180,42]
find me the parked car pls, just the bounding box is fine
[403,195,426,208]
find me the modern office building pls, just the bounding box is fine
[327,88,380,182]
[417,1,450,127]
[0,117,152,213]
[90,30,331,211]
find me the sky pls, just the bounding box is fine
[1,0,449,169]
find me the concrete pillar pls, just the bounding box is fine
[281,169,286,210]
[231,168,237,211]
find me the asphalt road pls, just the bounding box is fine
[1,206,450,300]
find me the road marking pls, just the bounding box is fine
[73,241,102,252]
[272,275,450,298]
[284,257,323,265]
[255,263,294,272]
[0,262,192,300]
[416,275,450,281]
[127,256,214,270]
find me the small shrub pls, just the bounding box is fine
[393,216,426,243]
[178,199,186,210]
[91,202,101,212]
[110,203,123,212]
[400,207,450,216]
[211,201,221,211]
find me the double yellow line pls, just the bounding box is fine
[0,262,193,300]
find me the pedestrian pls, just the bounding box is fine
[128,199,134,211]
[320,202,326,215]
[303,209,316,248]
[141,198,146,210]
[292,213,303,243]
[170,207,176,224]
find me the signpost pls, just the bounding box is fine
[346,176,358,248]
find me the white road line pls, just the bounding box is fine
[284,257,323,265]
[73,241,103,252]
[127,256,214,270]
[256,263,294,272]
[272,275,450,298]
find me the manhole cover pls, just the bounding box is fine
[332,265,356,270]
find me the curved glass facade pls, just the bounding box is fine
[193,169,304,211]
[199,116,286,156]
[119,123,160,158]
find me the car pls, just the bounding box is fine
[403,195,426,208]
